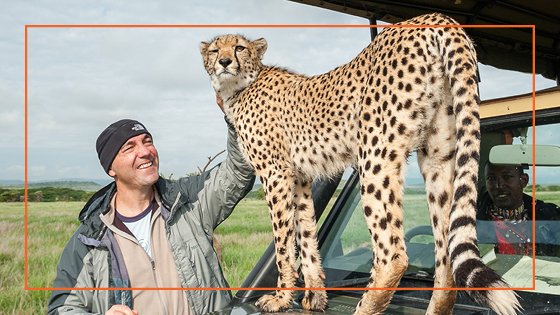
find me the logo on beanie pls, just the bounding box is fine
[131,123,145,131]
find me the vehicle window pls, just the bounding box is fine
[319,169,435,283]
[318,124,560,296]
[477,123,560,294]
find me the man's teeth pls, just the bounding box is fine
[138,162,152,169]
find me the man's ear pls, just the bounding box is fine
[108,169,116,178]
[520,173,529,188]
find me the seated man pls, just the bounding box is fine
[477,161,560,257]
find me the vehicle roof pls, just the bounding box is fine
[287,0,560,82]
[480,85,560,119]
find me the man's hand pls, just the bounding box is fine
[105,305,139,315]
[216,93,225,114]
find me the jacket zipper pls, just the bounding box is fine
[150,259,169,315]
[148,208,168,315]
[165,193,196,273]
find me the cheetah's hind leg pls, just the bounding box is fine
[353,154,409,315]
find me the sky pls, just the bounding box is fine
[1,0,558,186]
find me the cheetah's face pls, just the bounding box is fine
[200,35,267,82]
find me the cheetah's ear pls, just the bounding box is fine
[199,41,210,56]
[253,38,267,60]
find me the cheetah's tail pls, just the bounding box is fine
[432,13,522,315]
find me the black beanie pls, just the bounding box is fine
[96,119,151,174]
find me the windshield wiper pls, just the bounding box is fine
[323,271,433,288]
[403,270,433,279]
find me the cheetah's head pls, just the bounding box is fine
[200,35,267,98]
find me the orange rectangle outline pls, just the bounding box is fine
[25,23,537,292]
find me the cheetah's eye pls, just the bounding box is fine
[210,49,219,54]
[235,46,245,52]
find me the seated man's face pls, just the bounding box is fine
[484,163,529,210]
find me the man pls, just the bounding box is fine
[47,99,255,315]
[477,161,560,257]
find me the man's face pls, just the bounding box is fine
[484,163,529,210]
[108,133,159,189]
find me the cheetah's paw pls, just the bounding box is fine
[302,289,328,312]
[256,293,292,313]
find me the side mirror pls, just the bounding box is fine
[489,144,560,167]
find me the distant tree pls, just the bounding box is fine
[256,188,266,200]
[0,191,20,202]
[547,185,560,192]
[161,150,226,180]
[191,150,226,176]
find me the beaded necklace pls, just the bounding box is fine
[488,204,527,223]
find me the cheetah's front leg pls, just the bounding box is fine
[255,171,297,312]
[294,178,327,311]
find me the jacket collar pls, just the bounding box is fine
[79,181,115,223]
[154,177,190,219]
[78,177,188,239]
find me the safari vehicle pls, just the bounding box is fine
[210,87,560,315]
[209,1,560,314]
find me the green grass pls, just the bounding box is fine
[2,190,559,314]
[0,200,274,315]
[534,191,560,206]
[214,199,273,289]
[0,202,81,315]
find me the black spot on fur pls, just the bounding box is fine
[450,215,476,232]
[453,184,471,202]
[439,191,449,207]
[457,153,470,167]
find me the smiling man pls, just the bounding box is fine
[47,112,255,315]
[478,162,560,256]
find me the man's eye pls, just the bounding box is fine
[235,46,245,52]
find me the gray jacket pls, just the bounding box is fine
[47,126,255,315]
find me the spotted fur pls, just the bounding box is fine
[200,13,520,315]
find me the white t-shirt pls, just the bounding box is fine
[116,200,154,259]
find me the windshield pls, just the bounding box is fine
[317,123,560,300]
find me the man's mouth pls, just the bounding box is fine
[137,161,153,170]
[494,193,509,199]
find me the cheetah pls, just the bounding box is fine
[200,13,520,315]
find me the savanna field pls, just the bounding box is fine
[1,189,559,314]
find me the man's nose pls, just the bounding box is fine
[137,144,151,156]
[495,178,505,188]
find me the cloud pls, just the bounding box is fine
[478,64,555,101]
[3,0,559,184]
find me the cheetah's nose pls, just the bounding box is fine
[219,58,232,68]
